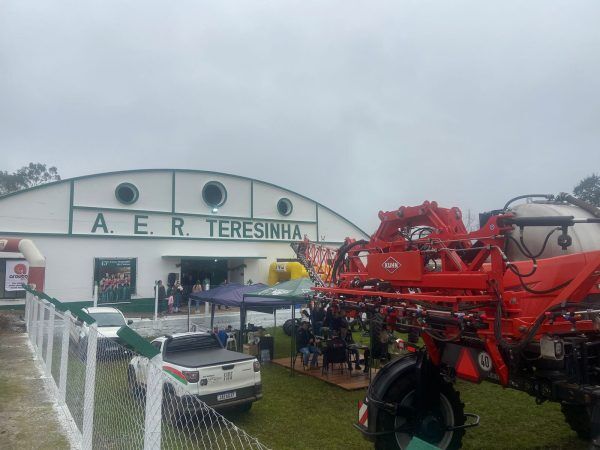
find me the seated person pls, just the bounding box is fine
[215,327,229,347]
[331,310,347,334]
[296,322,321,369]
[340,326,361,371]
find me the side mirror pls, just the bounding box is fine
[127,320,133,325]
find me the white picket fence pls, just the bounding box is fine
[23,289,269,450]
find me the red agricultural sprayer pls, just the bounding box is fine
[293,193,600,449]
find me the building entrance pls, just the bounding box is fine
[180,258,228,292]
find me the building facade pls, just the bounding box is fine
[0,169,368,302]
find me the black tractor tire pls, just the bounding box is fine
[375,372,465,450]
[561,403,591,440]
[283,319,301,336]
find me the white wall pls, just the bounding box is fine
[175,172,251,217]
[74,171,172,212]
[252,181,316,222]
[10,235,296,301]
[0,182,70,233]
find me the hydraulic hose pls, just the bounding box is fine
[502,194,554,212]
[332,239,369,284]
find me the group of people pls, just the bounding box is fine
[296,303,397,373]
[296,305,368,373]
[154,279,207,315]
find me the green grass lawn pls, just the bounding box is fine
[239,327,588,450]
[55,325,589,449]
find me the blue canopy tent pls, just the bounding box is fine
[188,283,268,343]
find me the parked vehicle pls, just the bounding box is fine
[128,332,262,422]
[78,306,133,358]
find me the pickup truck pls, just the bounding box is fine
[128,332,262,418]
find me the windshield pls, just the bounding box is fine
[90,312,126,327]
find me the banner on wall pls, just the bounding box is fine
[5,260,29,291]
[94,258,136,304]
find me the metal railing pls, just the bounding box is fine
[23,287,269,450]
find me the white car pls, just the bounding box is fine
[128,332,262,420]
[78,306,133,358]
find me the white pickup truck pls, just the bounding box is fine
[128,332,262,417]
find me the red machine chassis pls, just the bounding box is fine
[304,201,600,387]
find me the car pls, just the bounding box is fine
[128,332,262,423]
[78,306,133,358]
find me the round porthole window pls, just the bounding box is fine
[277,198,293,216]
[115,182,139,205]
[202,181,227,208]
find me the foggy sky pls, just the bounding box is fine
[1,1,599,233]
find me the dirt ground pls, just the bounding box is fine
[0,312,70,449]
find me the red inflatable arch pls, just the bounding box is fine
[0,238,45,291]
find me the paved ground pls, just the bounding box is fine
[0,312,70,449]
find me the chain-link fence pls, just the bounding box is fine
[23,287,269,450]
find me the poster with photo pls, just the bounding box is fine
[94,258,136,304]
[5,260,29,291]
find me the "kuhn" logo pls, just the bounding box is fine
[382,257,401,274]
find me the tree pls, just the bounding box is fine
[574,174,600,207]
[0,163,61,195]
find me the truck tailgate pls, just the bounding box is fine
[164,348,254,368]
[195,358,258,398]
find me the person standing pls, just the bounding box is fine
[192,280,203,313]
[174,282,184,313]
[311,304,325,336]
[155,280,167,316]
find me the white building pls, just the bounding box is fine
[0,169,368,302]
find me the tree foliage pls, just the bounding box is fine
[574,174,600,207]
[0,163,61,195]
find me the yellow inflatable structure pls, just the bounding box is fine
[268,261,309,285]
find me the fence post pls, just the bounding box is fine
[31,297,38,347]
[24,290,31,332]
[82,323,98,450]
[144,356,163,450]
[59,310,72,404]
[45,303,55,377]
[36,300,46,359]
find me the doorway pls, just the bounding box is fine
[180,258,228,292]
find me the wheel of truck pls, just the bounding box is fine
[561,403,591,440]
[162,384,189,429]
[127,366,144,401]
[236,402,252,413]
[375,373,465,450]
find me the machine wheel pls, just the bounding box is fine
[375,373,465,450]
[283,319,301,336]
[561,403,590,439]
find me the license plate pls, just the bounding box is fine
[217,391,236,401]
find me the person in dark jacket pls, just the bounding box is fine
[173,282,184,313]
[311,304,325,336]
[296,322,320,369]
[154,280,167,315]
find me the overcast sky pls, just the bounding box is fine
[1,1,599,233]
